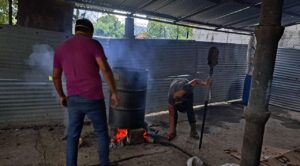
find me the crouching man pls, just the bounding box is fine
[167,78,210,140]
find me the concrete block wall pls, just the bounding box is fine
[192,29,251,44]
[279,25,300,49]
[192,24,300,48]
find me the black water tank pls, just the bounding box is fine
[109,67,148,129]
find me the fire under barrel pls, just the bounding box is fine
[109,67,148,129]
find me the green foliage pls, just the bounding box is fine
[146,20,193,40]
[94,15,124,38]
[0,0,17,25]
[0,0,9,24]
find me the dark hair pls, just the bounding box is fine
[75,19,94,34]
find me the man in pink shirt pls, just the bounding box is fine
[53,18,118,166]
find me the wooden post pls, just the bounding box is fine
[240,0,284,165]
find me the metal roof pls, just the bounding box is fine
[67,0,300,35]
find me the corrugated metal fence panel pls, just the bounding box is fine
[96,39,199,78]
[0,80,65,125]
[0,26,248,125]
[96,39,200,113]
[194,43,247,105]
[0,27,69,125]
[0,26,70,80]
[96,39,248,113]
[270,48,300,111]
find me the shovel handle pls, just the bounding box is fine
[199,67,214,149]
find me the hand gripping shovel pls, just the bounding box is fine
[199,46,219,149]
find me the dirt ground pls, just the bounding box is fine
[0,102,300,166]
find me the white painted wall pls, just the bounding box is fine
[192,24,300,47]
[192,29,250,44]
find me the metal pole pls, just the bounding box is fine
[124,16,134,39]
[199,67,213,149]
[240,0,284,165]
[9,0,13,25]
[199,47,219,149]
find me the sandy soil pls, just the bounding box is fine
[0,102,300,166]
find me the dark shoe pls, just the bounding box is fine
[190,124,199,139]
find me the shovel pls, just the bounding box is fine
[199,46,219,149]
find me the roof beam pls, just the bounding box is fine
[154,0,177,12]
[175,3,222,23]
[173,0,256,30]
[74,1,253,33]
[175,0,226,23]
[223,0,300,28]
[179,19,253,32]
[233,0,300,18]
[135,0,158,11]
[119,0,128,6]
[75,5,252,35]
[283,22,300,27]
[70,0,300,32]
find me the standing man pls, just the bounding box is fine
[167,78,210,140]
[53,18,118,166]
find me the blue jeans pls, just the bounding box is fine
[67,96,109,166]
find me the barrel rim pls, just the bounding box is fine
[112,67,149,72]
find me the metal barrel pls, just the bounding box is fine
[109,67,148,129]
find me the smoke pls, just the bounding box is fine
[96,39,159,113]
[25,44,68,133]
[25,44,54,81]
[106,40,149,70]
[98,39,173,80]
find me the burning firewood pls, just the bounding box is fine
[109,127,156,148]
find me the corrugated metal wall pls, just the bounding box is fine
[96,39,247,113]
[269,48,300,111]
[194,42,247,104]
[0,27,247,126]
[0,26,70,79]
[0,80,64,124]
[0,26,69,126]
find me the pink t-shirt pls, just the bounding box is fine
[53,35,106,100]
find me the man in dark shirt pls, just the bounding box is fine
[167,78,210,140]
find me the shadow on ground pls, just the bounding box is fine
[194,103,244,133]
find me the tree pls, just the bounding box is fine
[0,0,9,24]
[94,14,124,38]
[0,0,17,25]
[146,20,193,40]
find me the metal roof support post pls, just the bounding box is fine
[9,0,12,25]
[240,0,284,166]
[125,16,134,39]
